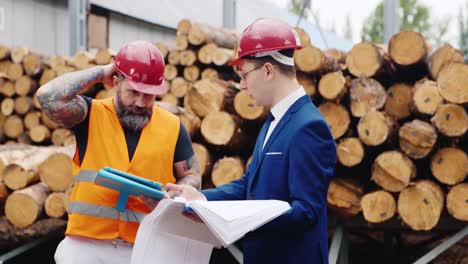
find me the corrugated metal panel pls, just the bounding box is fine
[90,0,223,29]
[108,12,175,51]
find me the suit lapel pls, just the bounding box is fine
[247,95,311,190]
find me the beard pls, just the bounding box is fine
[115,91,153,131]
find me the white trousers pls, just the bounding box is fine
[54,236,133,264]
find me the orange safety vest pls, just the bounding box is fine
[66,97,179,243]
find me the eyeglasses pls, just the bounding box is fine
[238,64,264,81]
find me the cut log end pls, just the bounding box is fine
[349,77,387,118]
[428,44,464,80]
[327,178,363,217]
[346,42,384,78]
[372,151,416,192]
[431,148,467,185]
[389,31,428,66]
[361,190,396,223]
[446,183,468,222]
[385,83,412,120]
[39,153,73,192]
[201,111,236,145]
[318,71,346,101]
[337,137,365,167]
[437,63,468,104]
[431,104,467,137]
[398,180,444,231]
[211,157,244,187]
[357,110,394,146]
[233,91,265,120]
[412,79,443,115]
[45,192,66,218]
[318,102,350,140]
[399,120,437,159]
[5,183,49,228]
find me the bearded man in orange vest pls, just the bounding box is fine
[36,40,201,264]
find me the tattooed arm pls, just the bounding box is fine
[173,155,202,190]
[35,64,115,128]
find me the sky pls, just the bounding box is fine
[264,0,467,47]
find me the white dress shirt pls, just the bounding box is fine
[262,87,307,150]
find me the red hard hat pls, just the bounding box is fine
[230,18,302,66]
[113,40,167,95]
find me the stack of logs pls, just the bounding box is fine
[0,19,466,235]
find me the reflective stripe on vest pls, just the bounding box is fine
[68,201,146,223]
[73,170,98,183]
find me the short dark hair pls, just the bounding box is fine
[246,49,296,78]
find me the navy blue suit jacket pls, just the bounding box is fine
[202,95,336,264]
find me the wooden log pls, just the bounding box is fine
[294,46,339,74]
[32,93,41,109]
[437,63,468,104]
[372,151,416,192]
[318,102,350,140]
[6,63,24,81]
[213,47,234,66]
[336,137,365,167]
[41,112,60,130]
[168,50,181,65]
[211,157,244,187]
[180,50,197,66]
[198,43,217,64]
[3,115,24,139]
[54,65,75,76]
[155,102,201,139]
[201,68,219,80]
[24,111,41,130]
[346,42,389,78]
[183,65,200,82]
[177,19,192,36]
[5,183,49,228]
[325,48,347,65]
[174,35,189,51]
[1,98,14,116]
[154,42,169,59]
[446,183,468,222]
[72,50,94,69]
[233,90,266,121]
[170,77,190,98]
[399,120,437,159]
[428,43,464,80]
[14,96,32,115]
[46,55,71,72]
[39,68,57,86]
[294,27,311,47]
[0,80,15,97]
[349,77,387,118]
[389,31,428,67]
[327,178,363,217]
[29,125,51,143]
[0,45,10,60]
[201,111,247,151]
[357,110,395,146]
[431,148,467,185]
[318,71,347,101]
[188,23,238,49]
[412,79,443,116]
[95,48,115,65]
[0,183,9,204]
[2,164,39,190]
[45,192,66,218]
[361,190,396,223]
[431,103,467,138]
[15,75,38,96]
[192,143,211,178]
[384,83,412,121]
[296,72,316,97]
[39,153,73,192]
[164,64,178,81]
[397,180,444,231]
[160,93,178,106]
[51,128,75,146]
[0,61,11,76]
[187,79,226,118]
[23,53,43,76]
[11,47,29,64]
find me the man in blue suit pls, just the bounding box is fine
[167,17,336,264]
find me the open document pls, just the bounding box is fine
[131,198,291,264]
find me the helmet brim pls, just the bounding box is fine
[127,78,167,95]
